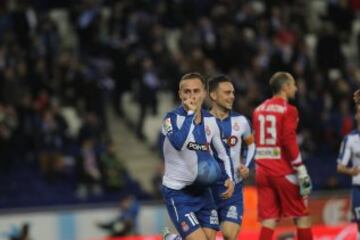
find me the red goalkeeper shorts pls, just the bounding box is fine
[256,173,309,220]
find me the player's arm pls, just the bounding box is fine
[161,112,194,150]
[211,122,234,199]
[337,137,360,176]
[238,118,255,178]
[242,118,256,168]
[337,164,360,176]
[282,106,312,196]
[282,106,302,167]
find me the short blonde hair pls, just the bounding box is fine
[269,72,293,94]
[179,72,206,88]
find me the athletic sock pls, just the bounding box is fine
[259,226,274,240]
[297,228,313,240]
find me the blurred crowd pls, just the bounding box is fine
[0,0,147,205]
[99,0,359,188]
[0,0,360,207]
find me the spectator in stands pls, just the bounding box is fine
[0,102,17,171]
[78,112,103,144]
[101,142,127,191]
[76,137,103,199]
[6,222,31,240]
[316,24,345,72]
[97,194,140,237]
[136,57,160,140]
[37,108,66,181]
[152,162,164,200]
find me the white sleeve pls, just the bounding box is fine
[242,117,255,167]
[337,136,352,166]
[244,142,256,167]
[211,122,233,181]
[242,117,252,138]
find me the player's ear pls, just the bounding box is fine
[209,91,216,101]
[282,81,290,92]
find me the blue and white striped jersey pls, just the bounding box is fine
[161,106,233,190]
[338,130,360,185]
[214,112,255,183]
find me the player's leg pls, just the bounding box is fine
[294,216,312,240]
[276,174,313,240]
[196,190,220,240]
[350,186,360,240]
[256,173,280,240]
[221,221,240,240]
[218,184,244,240]
[162,227,210,240]
[162,227,182,240]
[183,228,208,240]
[259,218,278,240]
[161,186,208,240]
[162,185,221,240]
[162,228,209,240]
[202,227,217,240]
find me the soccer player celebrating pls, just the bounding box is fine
[253,72,313,240]
[337,104,360,238]
[161,72,234,240]
[208,75,255,240]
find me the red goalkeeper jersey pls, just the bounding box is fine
[252,96,302,176]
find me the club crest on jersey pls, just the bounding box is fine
[205,125,211,136]
[225,136,238,147]
[187,142,209,151]
[163,117,173,133]
[233,122,240,131]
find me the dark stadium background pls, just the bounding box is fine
[0,0,359,239]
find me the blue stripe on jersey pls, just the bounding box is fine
[193,117,221,185]
[339,136,349,160]
[192,120,209,160]
[210,141,226,180]
[159,133,165,159]
[216,117,235,180]
[240,141,248,164]
[165,109,193,150]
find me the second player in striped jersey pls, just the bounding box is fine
[208,75,256,240]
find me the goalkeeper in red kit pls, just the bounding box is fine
[253,72,313,240]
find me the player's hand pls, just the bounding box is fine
[349,167,360,176]
[295,165,312,196]
[222,178,234,199]
[238,164,249,179]
[354,89,360,105]
[183,98,197,112]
